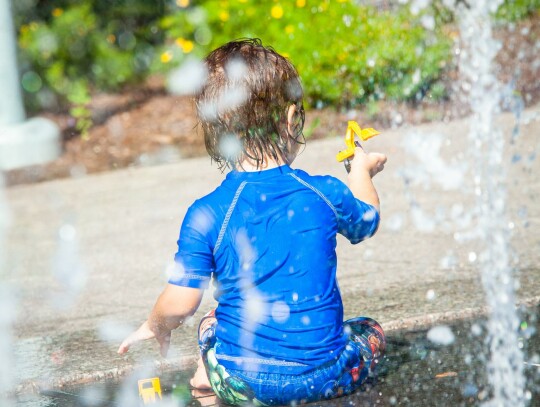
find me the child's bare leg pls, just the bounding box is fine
[190,356,211,389]
[190,314,216,389]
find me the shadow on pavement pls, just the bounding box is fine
[18,306,539,406]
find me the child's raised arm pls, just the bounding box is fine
[118,284,203,357]
[346,147,386,213]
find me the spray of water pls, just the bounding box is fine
[0,173,15,406]
[455,1,526,404]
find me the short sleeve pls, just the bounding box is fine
[168,204,216,289]
[333,179,380,244]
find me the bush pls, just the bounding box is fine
[496,0,540,21]
[158,0,453,107]
[15,0,538,134]
[16,1,165,135]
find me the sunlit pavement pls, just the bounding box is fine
[5,105,540,397]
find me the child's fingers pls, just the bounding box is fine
[117,336,135,354]
[370,152,387,165]
[117,321,155,354]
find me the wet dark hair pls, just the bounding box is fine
[195,38,305,170]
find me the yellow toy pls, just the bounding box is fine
[138,377,163,405]
[336,121,380,172]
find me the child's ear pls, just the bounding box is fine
[287,104,297,136]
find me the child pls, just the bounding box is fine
[118,38,387,405]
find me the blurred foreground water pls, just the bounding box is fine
[17,309,539,407]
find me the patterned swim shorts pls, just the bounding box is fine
[197,310,386,406]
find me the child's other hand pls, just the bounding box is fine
[117,320,171,357]
[349,147,387,178]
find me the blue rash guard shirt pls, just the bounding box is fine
[169,165,379,374]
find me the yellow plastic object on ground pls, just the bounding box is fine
[138,377,163,405]
[335,121,380,163]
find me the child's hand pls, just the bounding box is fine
[349,147,387,178]
[346,147,386,211]
[117,320,172,357]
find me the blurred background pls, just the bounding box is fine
[6,0,540,184]
[3,1,540,405]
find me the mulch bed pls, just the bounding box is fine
[5,15,539,187]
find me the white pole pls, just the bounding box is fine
[0,0,25,125]
[0,0,60,171]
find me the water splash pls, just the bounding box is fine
[0,173,15,406]
[455,1,526,404]
[50,222,87,309]
[167,58,208,96]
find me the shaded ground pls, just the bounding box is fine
[17,310,540,406]
[4,15,540,187]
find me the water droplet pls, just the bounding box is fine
[421,15,435,30]
[426,289,436,301]
[362,209,377,221]
[21,71,42,93]
[471,324,482,336]
[462,383,478,398]
[226,58,248,81]
[271,301,290,323]
[386,213,404,231]
[59,224,76,241]
[440,253,457,269]
[427,325,455,346]
[219,134,242,161]
[167,58,208,95]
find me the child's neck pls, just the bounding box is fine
[237,156,285,172]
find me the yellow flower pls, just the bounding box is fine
[219,10,230,21]
[271,4,283,19]
[160,51,173,63]
[175,38,185,47]
[184,41,194,53]
[285,25,294,34]
[107,34,116,44]
[176,0,190,7]
[20,25,29,35]
[52,8,63,17]
[296,0,306,7]
[175,38,195,53]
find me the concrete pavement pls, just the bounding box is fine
[4,104,540,394]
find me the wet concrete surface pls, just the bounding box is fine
[17,307,540,406]
[4,105,540,395]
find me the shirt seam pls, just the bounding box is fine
[213,181,248,255]
[175,274,209,281]
[288,173,339,220]
[216,354,308,367]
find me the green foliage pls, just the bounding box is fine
[66,81,92,138]
[158,0,453,107]
[17,1,165,133]
[15,0,538,135]
[427,0,540,24]
[496,0,540,21]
